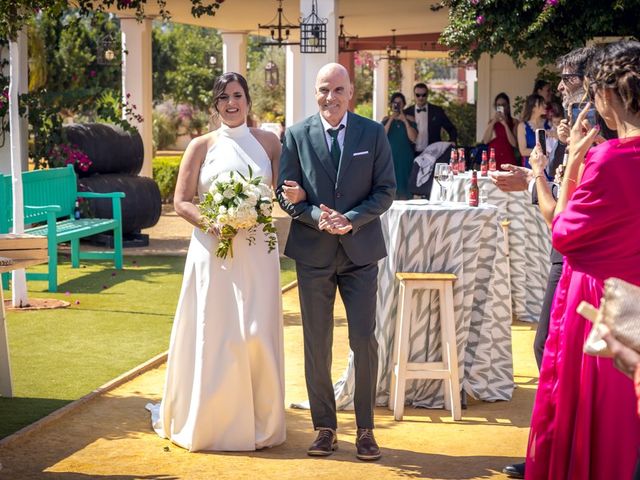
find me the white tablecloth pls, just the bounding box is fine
[431,172,551,323]
[332,201,514,410]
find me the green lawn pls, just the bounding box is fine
[0,255,296,439]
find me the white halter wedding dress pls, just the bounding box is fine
[148,123,286,451]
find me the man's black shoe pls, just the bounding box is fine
[502,462,525,479]
[355,428,381,461]
[307,428,338,456]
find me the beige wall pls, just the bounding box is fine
[476,53,545,142]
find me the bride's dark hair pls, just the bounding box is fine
[212,72,252,114]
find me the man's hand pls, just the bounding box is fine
[557,119,570,144]
[281,180,307,204]
[489,164,534,192]
[318,204,353,235]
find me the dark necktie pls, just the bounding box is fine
[327,125,344,170]
[416,107,426,113]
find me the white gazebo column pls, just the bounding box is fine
[285,0,339,125]
[221,32,247,77]
[285,45,304,129]
[401,58,416,100]
[373,57,389,122]
[120,17,153,178]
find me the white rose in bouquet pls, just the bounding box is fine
[198,167,277,259]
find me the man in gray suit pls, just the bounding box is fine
[277,63,395,461]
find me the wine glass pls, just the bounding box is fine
[434,163,451,201]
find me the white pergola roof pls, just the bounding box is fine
[123,0,451,58]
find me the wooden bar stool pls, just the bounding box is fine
[389,272,461,421]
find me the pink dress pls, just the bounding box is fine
[526,136,640,479]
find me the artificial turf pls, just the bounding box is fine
[0,255,296,438]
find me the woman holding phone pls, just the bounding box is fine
[382,92,417,199]
[482,92,519,169]
[526,40,640,479]
[517,93,550,168]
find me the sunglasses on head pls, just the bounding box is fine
[560,73,583,83]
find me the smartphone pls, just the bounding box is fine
[391,103,400,113]
[496,105,505,114]
[536,128,547,155]
[570,102,597,127]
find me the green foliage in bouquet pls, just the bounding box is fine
[199,166,277,259]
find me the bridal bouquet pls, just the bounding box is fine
[199,167,277,259]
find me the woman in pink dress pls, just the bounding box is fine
[526,40,640,479]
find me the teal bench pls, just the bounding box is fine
[1,165,125,292]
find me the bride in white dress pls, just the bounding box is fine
[147,72,286,452]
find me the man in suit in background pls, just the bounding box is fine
[404,82,458,156]
[277,63,396,461]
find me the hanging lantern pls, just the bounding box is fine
[300,0,327,54]
[264,61,279,88]
[97,33,118,65]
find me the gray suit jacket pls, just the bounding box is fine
[277,112,396,268]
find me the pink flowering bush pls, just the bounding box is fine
[49,143,93,172]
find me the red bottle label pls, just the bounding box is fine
[469,189,479,207]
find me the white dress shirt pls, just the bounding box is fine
[414,104,429,152]
[319,111,348,158]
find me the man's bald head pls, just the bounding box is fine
[315,63,353,127]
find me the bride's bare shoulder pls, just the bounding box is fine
[250,127,280,156]
[183,131,218,160]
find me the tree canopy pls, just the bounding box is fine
[439,0,640,66]
[0,0,225,40]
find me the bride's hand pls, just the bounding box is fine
[282,180,307,204]
[205,223,234,240]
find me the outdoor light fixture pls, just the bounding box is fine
[300,0,327,54]
[264,60,280,88]
[97,33,118,65]
[207,53,217,67]
[382,29,406,61]
[258,0,300,48]
[338,16,358,52]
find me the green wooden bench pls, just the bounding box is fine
[1,165,125,292]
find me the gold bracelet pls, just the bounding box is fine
[533,174,544,181]
[565,177,578,184]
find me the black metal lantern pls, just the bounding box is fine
[300,0,327,54]
[382,29,406,61]
[258,0,300,48]
[264,60,279,88]
[97,33,118,65]
[206,52,218,68]
[338,16,358,52]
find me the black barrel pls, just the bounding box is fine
[64,123,144,177]
[79,174,161,234]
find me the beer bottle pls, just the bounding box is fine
[468,170,479,207]
[458,148,466,173]
[480,150,488,176]
[450,148,458,175]
[489,148,497,171]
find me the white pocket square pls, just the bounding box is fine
[353,150,369,157]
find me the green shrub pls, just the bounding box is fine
[153,155,182,203]
[354,102,373,119]
[444,102,477,147]
[153,111,178,151]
